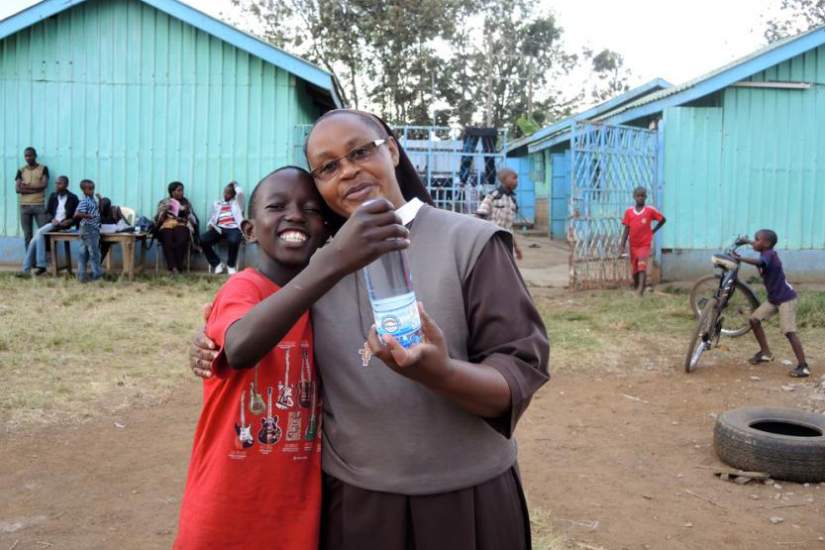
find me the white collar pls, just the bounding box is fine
[396,198,425,225]
[631,205,649,215]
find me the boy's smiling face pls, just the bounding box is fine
[244,169,327,268]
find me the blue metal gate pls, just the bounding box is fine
[569,122,658,289]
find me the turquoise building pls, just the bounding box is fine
[509,26,825,282]
[0,0,341,263]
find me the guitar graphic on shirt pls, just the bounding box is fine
[276,344,294,410]
[304,382,318,441]
[258,386,282,445]
[235,390,254,449]
[248,365,265,416]
[298,342,312,408]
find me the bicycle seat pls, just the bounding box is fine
[711,254,738,270]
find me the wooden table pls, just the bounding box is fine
[45,231,147,280]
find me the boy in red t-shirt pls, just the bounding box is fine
[621,186,666,296]
[175,167,407,549]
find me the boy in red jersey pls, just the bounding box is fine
[621,186,666,296]
[175,167,408,549]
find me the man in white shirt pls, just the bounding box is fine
[200,181,245,274]
[19,175,79,276]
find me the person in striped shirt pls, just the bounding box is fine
[201,182,245,275]
[74,179,102,282]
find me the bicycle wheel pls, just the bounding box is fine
[689,275,759,337]
[685,297,717,373]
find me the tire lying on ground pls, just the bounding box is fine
[714,407,825,483]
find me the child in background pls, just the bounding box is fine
[174,167,407,548]
[201,181,245,275]
[476,167,523,260]
[74,179,102,282]
[621,186,666,296]
[733,229,809,378]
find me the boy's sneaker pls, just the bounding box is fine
[212,263,226,275]
[789,364,810,378]
[34,267,47,276]
[748,351,774,365]
[227,266,237,275]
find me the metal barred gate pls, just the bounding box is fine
[569,122,659,289]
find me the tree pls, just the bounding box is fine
[232,0,472,123]
[764,0,825,42]
[585,48,632,102]
[230,0,613,135]
[446,0,577,135]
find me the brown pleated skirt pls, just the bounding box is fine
[320,466,531,550]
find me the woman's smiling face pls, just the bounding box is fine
[305,112,405,218]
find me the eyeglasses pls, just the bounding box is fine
[310,139,388,182]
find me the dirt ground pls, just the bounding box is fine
[2,240,824,550]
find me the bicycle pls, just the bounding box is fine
[684,236,760,373]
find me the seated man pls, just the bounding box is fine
[200,181,245,275]
[19,175,78,276]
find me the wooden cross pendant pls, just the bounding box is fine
[358,341,373,367]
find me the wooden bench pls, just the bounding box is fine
[45,231,147,280]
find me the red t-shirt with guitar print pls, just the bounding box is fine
[175,269,322,550]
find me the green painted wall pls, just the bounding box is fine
[662,46,825,251]
[0,0,322,237]
[531,151,549,198]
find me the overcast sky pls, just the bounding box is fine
[2,0,780,88]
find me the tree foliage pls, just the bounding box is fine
[231,0,626,135]
[585,48,632,102]
[764,0,825,42]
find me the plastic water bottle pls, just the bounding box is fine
[362,249,422,349]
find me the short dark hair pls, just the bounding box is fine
[57,175,69,185]
[248,166,311,219]
[497,167,516,182]
[168,181,184,197]
[24,146,36,156]
[757,229,778,248]
[79,179,95,189]
[633,186,648,195]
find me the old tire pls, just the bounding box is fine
[714,407,825,483]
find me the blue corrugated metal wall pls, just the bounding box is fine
[0,0,320,243]
[663,46,825,251]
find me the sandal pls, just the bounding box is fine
[748,352,774,365]
[789,364,810,378]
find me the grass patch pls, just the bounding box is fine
[0,273,221,431]
[797,291,825,328]
[536,288,825,374]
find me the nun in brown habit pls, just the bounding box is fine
[192,110,549,549]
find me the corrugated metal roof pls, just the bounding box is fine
[598,24,825,125]
[507,78,671,153]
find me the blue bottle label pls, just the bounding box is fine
[370,291,422,349]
